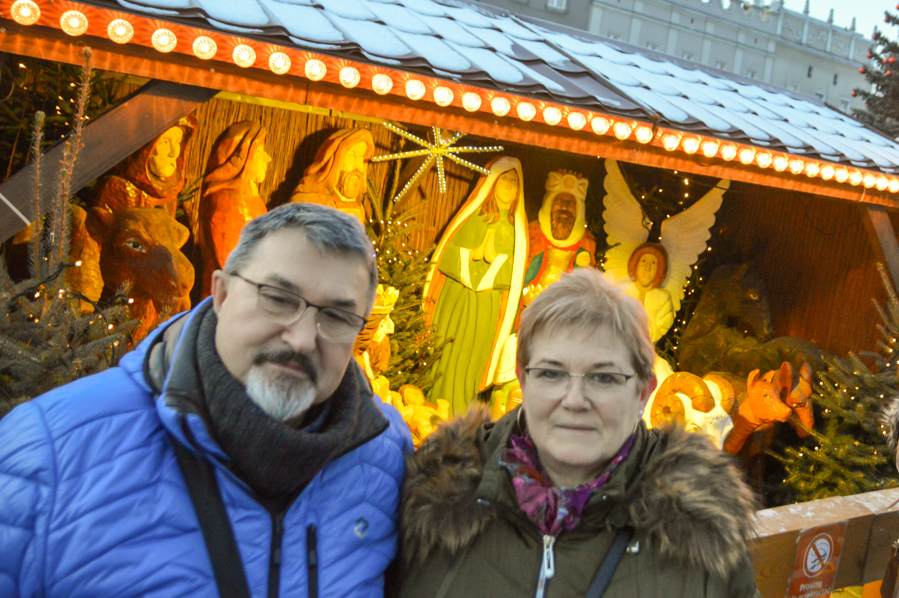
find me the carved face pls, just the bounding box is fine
[636,253,659,288]
[148,127,184,180]
[550,192,577,240]
[247,142,272,186]
[336,141,369,199]
[494,170,519,209]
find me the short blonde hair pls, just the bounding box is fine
[516,267,656,390]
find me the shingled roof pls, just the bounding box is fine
[9,0,897,179]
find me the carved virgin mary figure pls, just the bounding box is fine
[290,128,374,223]
[198,121,271,296]
[89,115,197,217]
[423,156,528,417]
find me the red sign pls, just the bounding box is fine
[785,521,847,598]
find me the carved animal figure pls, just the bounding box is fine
[87,206,194,341]
[645,371,735,449]
[677,263,823,378]
[722,369,793,455]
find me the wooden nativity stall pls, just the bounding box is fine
[3,0,899,594]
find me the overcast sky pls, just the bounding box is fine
[778,0,891,38]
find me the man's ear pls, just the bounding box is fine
[210,270,229,313]
[640,374,658,406]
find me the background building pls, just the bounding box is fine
[478,0,870,113]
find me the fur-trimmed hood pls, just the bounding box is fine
[400,405,757,581]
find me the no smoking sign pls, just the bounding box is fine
[786,522,847,598]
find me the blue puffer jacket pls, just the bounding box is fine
[0,306,413,598]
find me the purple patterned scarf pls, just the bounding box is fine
[498,432,635,536]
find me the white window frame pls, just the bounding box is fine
[546,0,567,11]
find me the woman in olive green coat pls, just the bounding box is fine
[392,267,761,598]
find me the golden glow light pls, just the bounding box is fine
[849,170,863,186]
[340,67,361,88]
[567,112,587,131]
[737,148,755,164]
[152,29,177,53]
[682,137,701,154]
[433,86,454,107]
[877,176,890,191]
[193,37,217,60]
[889,179,899,193]
[661,134,680,151]
[835,168,850,183]
[543,106,562,126]
[755,152,772,168]
[720,144,738,161]
[635,126,654,144]
[591,116,611,135]
[268,52,291,75]
[613,121,633,140]
[863,173,877,188]
[11,1,40,25]
[517,102,536,121]
[60,11,88,36]
[462,92,482,112]
[491,97,511,116]
[405,79,426,100]
[701,140,719,158]
[107,19,134,44]
[804,163,820,177]
[788,159,804,175]
[773,156,789,171]
[820,165,835,180]
[305,59,327,81]
[372,74,393,95]
[233,45,256,68]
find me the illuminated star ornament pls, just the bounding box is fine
[372,122,503,202]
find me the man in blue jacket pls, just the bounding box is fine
[0,202,413,598]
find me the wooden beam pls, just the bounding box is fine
[862,205,899,289]
[0,78,216,243]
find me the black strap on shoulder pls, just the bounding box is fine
[585,526,634,598]
[171,430,252,598]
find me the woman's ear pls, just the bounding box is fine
[516,363,526,388]
[640,374,658,405]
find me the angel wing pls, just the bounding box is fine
[602,159,650,283]
[660,178,730,313]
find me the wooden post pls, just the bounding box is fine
[0,79,217,243]
[861,204,899,288]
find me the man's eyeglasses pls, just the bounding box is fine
[229,272,366,343]
[524,367,635,399]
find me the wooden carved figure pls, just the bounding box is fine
[423,156,528,416]
[722,369,793,455]
[67,205,103,312]
[603,159,729,342]
[89,115,197,217]
[290,128,374,223]
[645,371,735,449]
[198,121,271,296]
[353,285,399,382]
[86,206,194,341]
[520,170,595,308]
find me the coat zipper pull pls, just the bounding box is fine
[534,534,555,598]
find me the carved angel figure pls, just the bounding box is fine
[602,159,729,342]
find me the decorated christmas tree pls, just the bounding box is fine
[853,8,899,137]
[775,264,899,502]
[0,50,134,419]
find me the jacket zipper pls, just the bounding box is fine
[307,524,319,598]
[268,512,285,598]
[534,534,555,598]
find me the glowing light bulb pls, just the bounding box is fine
[877,175,889,190]
[635,125,654,144]
[863,173,877,188]
[339,67,361,88]
[788,159,804,174]
[60,11,88,36]
[567,112,587,130]
[701,140,720,157]
[405,79,425,100]
[773,156,789,171]
[193,37,217,60]
[835,168,850,183]
[720,144,738,161]
[889,179,899,193]
[372,74,393,95]
[849,170,863,185]
[233,45,256,68]
[591,116,611,135]
[756,152,773,168]
[541,106,562,125]
[152,29,177,53]
[662,134,680,151]
[268,52,291,75]
[517,102,536,121]
[11,1,40,25]
[613,121,633,140]
[805,163,820,177]
[107,19,134,44]
[491,97,511,116]
[820,165,835,180]
[305,59,327,81]
[433,86,454,106]
[462,92,482,112]
[682,137,701,154]
[738,148,755,164]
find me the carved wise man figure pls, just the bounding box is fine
[290,128,374,223]
[520,170,595,307]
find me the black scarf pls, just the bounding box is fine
[158,302,388,511]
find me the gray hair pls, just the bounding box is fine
[224,203,378,313]
[517,267,656,391]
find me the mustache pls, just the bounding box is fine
[552,209,575,224]
[253,350,318,384]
